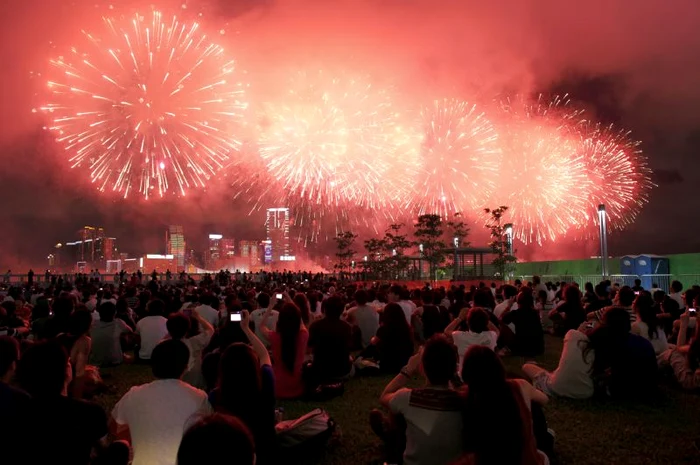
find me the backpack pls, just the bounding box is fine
[275,408,338,450]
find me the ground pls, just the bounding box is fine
[95,336,700,465]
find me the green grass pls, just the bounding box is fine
[94,336,700,465]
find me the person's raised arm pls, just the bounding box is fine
[380,349,421,408]
[678,311,691,346]
[240,310,271,366]
[191,308,214,334]
[444,307,468,336]
[487,320,500,335]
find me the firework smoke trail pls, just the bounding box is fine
[415,99,500,217]
[257,70,420,211]
[574,122,653,232]
[495,95,589,245]
[40,9,247,199]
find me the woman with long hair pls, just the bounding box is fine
[501,290,545,357]
[631,293,668,354]
[548,285,586,335]
[260,301,308,399]
[368,303,414,373]
[457,345,548,465]
[293,292,313,326]
[209,310,277,464]
[658,309,700,391]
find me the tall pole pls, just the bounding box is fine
[504,223,513,282]
[598,205,608,277]
[453,237,459,281]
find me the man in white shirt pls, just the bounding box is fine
[250,292,278,347]
[194,295,220,327]
[388,285,415,324]
[135,299,169,360]
[372,336,464,465]
[669,280,685,311]
[345,289,379,348]
[110,339,212,465]
[493,285,518,319]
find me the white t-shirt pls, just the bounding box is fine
[451,330,497,368]
[135,316,169,360]
[631,321,669,355]
[398,300,417,324]
[670,292,685,310]
[194,304,220,327]
[548,330,594,399]
[250,309,279,346]
[493,301,518,319]
[112,379,212,465]
[389,388,464,465]
[346,304,379,348]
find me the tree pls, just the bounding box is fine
[363,237,388,279]
[384,223,412,279]
[413,214,447,281]
[334,231,358,274]
[484,206,517,280]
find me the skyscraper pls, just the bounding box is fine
[206,234,222,270]
[167,225,186,271]
[266,207,291,263]
[239,240,260,269]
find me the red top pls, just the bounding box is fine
[269,327,309,399]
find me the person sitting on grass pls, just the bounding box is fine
[259,300,308,399]
[631,293,669,355]
[582,307,657,400]
[457,345,549,465]
[658,310,700,390]
[444,307,499,368]
[177,413,256,465]
[307,294,354,384]
[370,334,464,465]
[166,310,214,389]
[361,302,415,374]
[549,285,586,335]
[588,286,636,324]
[17,340,109,465]
[500,289,545,357]
[0,336,31,465]
[134,299,169,361]
[522,325,595,400]
[90,302,134,367]
[208,310,277,465]
[110,339,212,465]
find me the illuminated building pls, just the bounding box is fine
[166,225,186,271]
[206,234,222,270]
[141,254,177,273]
[266,208,291,263]
[239,240,260,269]
[59,226,116,271]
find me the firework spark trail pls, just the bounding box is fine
[573,121,653,232]
[415,98,501,218]
[257,70,420,211]
[41,9,247,199]
[495,95,590,244]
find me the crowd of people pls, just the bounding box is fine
[1,272,699,465]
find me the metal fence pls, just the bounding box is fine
[515,273,700,293]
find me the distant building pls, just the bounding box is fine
[239,240,261,269]
[266,208,291,264]
[59,226,115,271]
[166,226,186,271]
[206,234,222,270]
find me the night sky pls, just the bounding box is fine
[1,0,699,268]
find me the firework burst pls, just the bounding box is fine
[495,95,589,244]
[573,122,653,232]
[40,9,247,199]
[415,99,500,217]
[257,70,419,211]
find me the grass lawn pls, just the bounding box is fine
[94,336,700,465]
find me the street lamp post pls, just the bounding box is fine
[419,243,424,280]
[453,236,459,281]
[598,205,608,277]
[504,223,514,282]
